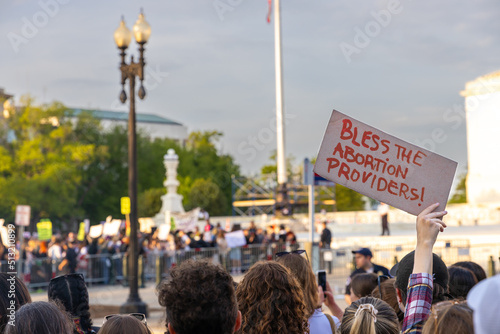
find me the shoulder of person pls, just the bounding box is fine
[350,268,365,277]
[346,269,363,285]
[373,264,390,275]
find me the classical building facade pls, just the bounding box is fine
[461,71,500,204]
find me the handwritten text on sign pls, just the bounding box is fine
[314,110,458,215]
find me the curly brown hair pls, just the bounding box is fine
[157,259,238,334]
[236,261,309,334]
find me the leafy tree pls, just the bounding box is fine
[0,98,100,229]
[260,150,296,176]
[449,172,467,204]
[0,98,239,226]
[335,184,365,211]
[138,188,165,217]
[186,178,226,215]
[79,128,239,220]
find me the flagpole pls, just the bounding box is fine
[273,0,288,215]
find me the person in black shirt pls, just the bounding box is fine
[320,221,332,249]
[58,240,78,274]
[344,247,390,304]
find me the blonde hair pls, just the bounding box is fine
[275,253,318,318]
[340,297,399,334]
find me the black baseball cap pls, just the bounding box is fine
[394,250,449,299]
[352,248,373,257]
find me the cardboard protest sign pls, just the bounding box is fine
[157,224,171,241]
[225,230,247,248]
[37,220,52,241]
[314,110,458,215]
[0,226,9,247]
[139,217,155,234]
[89,224,103,239]
[121,197,130,215]
[0,220,7,247]
[77,222,86,241]
[173,208,200,232]
[103,219,121,236]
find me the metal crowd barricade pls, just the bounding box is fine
[165,242,296,277]
[74,253,126,286]
[22,257,62,289]
[317,239,500,282]
[10,241,498,290]
[84,254,112,285]
[0,260,9,274]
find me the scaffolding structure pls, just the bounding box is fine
[231,173,336,217]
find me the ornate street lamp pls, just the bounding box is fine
[114,10,151,316]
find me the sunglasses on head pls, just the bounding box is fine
[275,250,309,262]
[377,275,390,299]
[104,313,147,325]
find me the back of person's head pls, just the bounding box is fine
[351,273,378,300]
[467,273,500,334]
[236,261,309,334]
[275,252,318,317]
[451,261,487,282]
[371,278,404,325]
[447,266,477,299]
[422,300,473,334]
[48,273,93,333]
[0,273,32,332]
[157,259,239,334]
[99,314,151,334]
[394,250,449,307]
[4,301,73,334]
[340,296,399,334]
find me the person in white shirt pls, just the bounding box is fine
[48,238,64,260]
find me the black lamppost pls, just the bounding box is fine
[114,10,151,316]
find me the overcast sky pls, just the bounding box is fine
[1,0,499,182]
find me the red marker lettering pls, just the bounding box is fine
[327,158,340,173]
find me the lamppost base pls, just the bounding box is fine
[120,299,149,317]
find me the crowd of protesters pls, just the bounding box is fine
[0,218,300,286]
[2,203,500,333]
[1,202,499,333]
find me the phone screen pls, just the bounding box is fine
[317,270,327,293]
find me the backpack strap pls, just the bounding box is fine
[324,313,337,333]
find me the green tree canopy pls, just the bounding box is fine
[448,172,467,204]
[0,99,240,230]
[0,98,103,228]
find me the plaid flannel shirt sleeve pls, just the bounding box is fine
[401,273,433,334]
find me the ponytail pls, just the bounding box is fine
[340,297,399,334]
[349,303,377,334]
